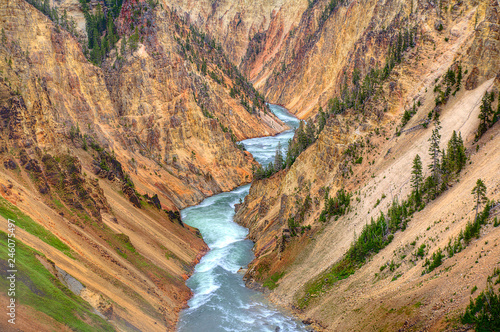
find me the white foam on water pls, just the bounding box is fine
[186,276,220,310]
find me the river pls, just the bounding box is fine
[177,105,307,332]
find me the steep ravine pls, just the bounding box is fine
[178,104,307,332]
[1,0,500,330]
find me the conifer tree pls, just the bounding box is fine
[428,121,442,196]
[411,154,423,204]
[477,91,494,139]
[305,121,316,145]
[129,28,139,51]
[296,121,308,150]
[274,142,284,171]
[445,130,466,174]
[471,179,487,221]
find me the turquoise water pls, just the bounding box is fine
[177,105,305,332]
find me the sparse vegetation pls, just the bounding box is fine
[0,232,113,331]
[0,197,74,259]
[445,200,492,258]
[297,124,469,308]
[25,0,79,36]
[263,271,286,290]
[318,188,351,222]
[461,269,500,331]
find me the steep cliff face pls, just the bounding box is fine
[161,0,309,66]
[163,0,425,119]
[2,0,500,330]
[0,1,206,330]
[240,0,411,118]
[235,0,500,330]
[0,0,287,330]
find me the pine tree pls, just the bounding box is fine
[274,142,284,171]
[102,34,109,54]
[441,148,449,186]
[296,121,308,150]
[471,179,487,221]
[120,36,126,55]
[129,28,139,51]
[411,154,423,204]
[457,132,466,168]
[445,130,466,174]
[305,120,316,145]
[477,91,495,139]
[428,121,442,197]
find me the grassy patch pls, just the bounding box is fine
[297,259,355,309]
[115,234,136,253]
[52,198,64,209]
[263,272,285,290]
[0,232,114,331]
[0,197,74,259]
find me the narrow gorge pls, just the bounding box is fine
[0,0,499,331]
[178,105,305,332]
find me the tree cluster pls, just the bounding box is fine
[174,22,268,112]
[319,0,346,25]
[323,26,416,119]
[461,268,500,331]
[434,65,463,108]
[26,0,79,36]
[80,1,121,65]
[445,197,491,258]
[321,126,466,282]
[411,125,466,205]
[476,91,499,140]
[318,188,351,223]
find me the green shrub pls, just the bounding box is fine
[423,248,444,274]
[416,243,426,258]
[461,282,500,330]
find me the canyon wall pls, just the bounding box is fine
[235,0,500,330]
[1,0,500,330]
[0,0,287,330]
[161,0,309,67]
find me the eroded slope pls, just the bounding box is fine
[235,0,500,330]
